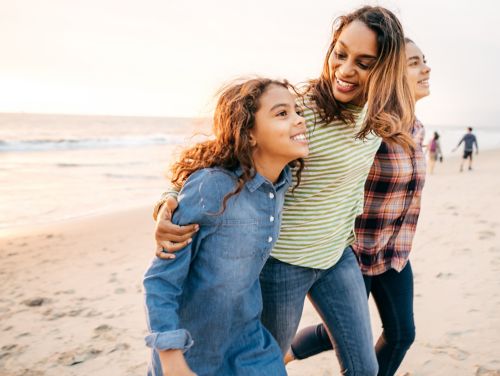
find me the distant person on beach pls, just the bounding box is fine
[143,78,308,376]
[152,6,414,375]
[285,37,430,376]
[453,127,478,171]
[427,131,443,174]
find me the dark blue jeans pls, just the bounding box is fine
[290,261,415,376]
[260,247,378,376]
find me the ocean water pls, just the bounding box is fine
[0,113,210,233]
[1,113,499,233]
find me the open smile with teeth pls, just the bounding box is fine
[291,133,308,142]
[418,79,429,86]
[335,77,357,92]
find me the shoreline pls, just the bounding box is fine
[2,148,497,239]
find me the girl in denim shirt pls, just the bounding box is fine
[143,78,309,376]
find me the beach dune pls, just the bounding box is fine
[1,151,499,375]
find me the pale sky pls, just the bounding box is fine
[1,0,499,127]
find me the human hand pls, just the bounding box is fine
[155,196,199,259]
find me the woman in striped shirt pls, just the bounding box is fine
[153,6,414,375]
[285,39,431,376]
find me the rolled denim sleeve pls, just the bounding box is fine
[144,251,194,352]
[144,169,224,352]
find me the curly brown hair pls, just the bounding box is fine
[171,78,304,213]
[309,6,416,151]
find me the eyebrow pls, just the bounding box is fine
[407,56,420,62]
[269,103,302,112]
[338,41,377,60]
[270,103,291,111]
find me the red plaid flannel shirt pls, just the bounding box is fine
[353,119,426,276]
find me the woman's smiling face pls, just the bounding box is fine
[329,20,378,106]
[406,41,431,102]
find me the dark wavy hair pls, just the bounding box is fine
[171,78,304,213]
[308,6,415,150]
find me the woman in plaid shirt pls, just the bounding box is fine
[286,39,431,375]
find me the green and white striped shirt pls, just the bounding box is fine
[271,99,381,269]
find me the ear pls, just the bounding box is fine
[249,133,257,147]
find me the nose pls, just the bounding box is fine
[423,63,431,74]
[295,111,306,131]
[337,60,356,77]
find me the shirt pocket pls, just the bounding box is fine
[213,221,269,260]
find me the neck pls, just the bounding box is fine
[251,152,288,183]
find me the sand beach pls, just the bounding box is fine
[1,150,499,376]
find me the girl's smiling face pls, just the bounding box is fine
[251,84,309,168]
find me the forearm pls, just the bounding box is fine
[153,186,181,221]
[159,349,195,376]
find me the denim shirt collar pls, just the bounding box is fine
[234,165,292,193]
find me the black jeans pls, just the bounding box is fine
[290,262,415,376]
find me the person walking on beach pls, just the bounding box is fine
[152,6,414,375]
[427,131,442,174]
[284,38,431,376]
[453,127,478,171]
[143,78,309,376]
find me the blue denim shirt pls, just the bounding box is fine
[144,166,291,376]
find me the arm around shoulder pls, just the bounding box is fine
[173,168,229,227]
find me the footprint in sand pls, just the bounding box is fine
[55,289,75,295]
[435,272,454,279]
[431,345,470,360]
[57,347,102,366]
[446,329,474,338]
[475,366,500,376]
[0,343,18,360]
[479,230,496,240]
[85,309,102,318]
[22,297,50,307]
[93,324,119,341]
[108,343,130,353]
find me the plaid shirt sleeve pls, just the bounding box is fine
[353,119,426,275]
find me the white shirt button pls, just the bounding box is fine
[270,216,275,222]
[268,236,273,243]
[269,192,275,199]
